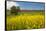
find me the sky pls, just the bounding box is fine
[7,1,45,10]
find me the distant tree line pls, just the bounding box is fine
[7,6,20,15]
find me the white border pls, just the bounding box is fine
[0,0,46,31]
[0,0,5,31]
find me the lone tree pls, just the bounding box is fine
[11,6,20,15]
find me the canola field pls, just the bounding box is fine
[6,12,45,30]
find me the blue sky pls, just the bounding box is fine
[7,1,45,10]
[16,2,45,10]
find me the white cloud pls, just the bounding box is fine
[7,1,20,10]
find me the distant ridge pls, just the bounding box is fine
[18,10,44,12]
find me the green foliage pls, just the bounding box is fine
[10,6,20,15]
[6,9,11,16]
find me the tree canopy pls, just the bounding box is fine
[10,6,20,15]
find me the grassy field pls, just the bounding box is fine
[6,11,45,30]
